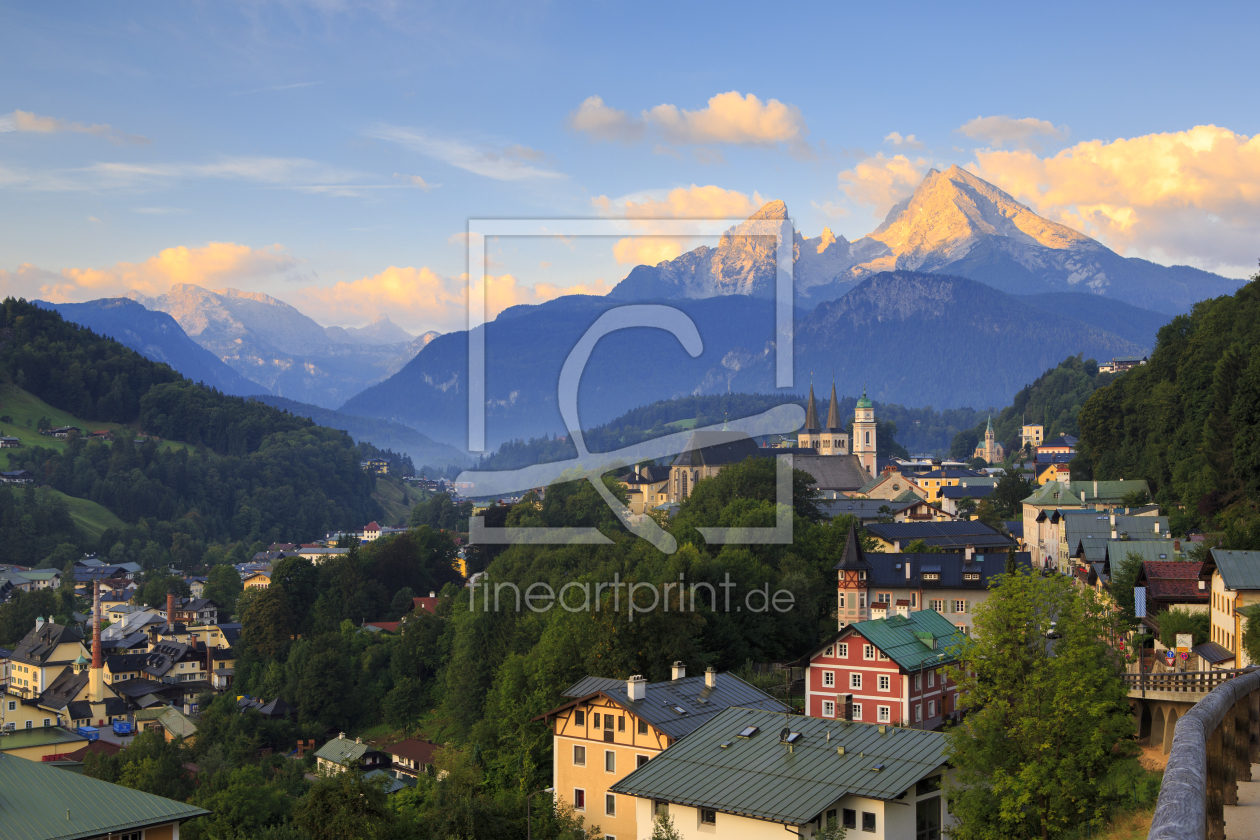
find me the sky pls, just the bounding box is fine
[2,1,1259,335]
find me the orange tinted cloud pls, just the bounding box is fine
[0,109,150,145]
[1,242,296,301]
[958,115,1068,150]
[592,184,770,265]
[970,125,1260,272]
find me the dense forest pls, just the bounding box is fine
[0,298,383,565]
[1078,271,1260,542]
[949,355,1118,460]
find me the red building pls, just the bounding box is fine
[799,607,966,729]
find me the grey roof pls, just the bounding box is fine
[39,669,89,711]
[609,707,947,824]
[11,621,84,664]
[672,432,762,468]
[1193,641,1235,665]
[792,454,873,492]
[365,768,410,794]
[315,736,388,766]
[555,672,788,741]
[1210,549,1260,590]
[864,521,1014,550]
[864,552,1030,591]
[1104,540,1185,568]
[0,752,207,839]
[818,499,913,520]
[939,485,995,499]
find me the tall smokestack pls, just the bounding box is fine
[92,580,102,669]
[167,591,176,625]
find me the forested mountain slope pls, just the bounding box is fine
[1077,273,1260,539]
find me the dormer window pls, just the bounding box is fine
[923,573,939,581]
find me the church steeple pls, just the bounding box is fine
[825,380,842,431]
[804,383,820,432]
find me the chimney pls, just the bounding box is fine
[429,591,436,598]
[89,580,104,702]
[356,736,363,744]
[896,604,910,618]
[1199,580,1206,590]
[1109,514,1116,527]
[35,616,45,631]
[671,661,686,680]
[870,605,888,620]
[1155,521,1161,534]
[964,546,974,562]
[635,464,641,477]
[207,637,214,677]
[705,667,717,688]
[339,732,346,740]
[167,591,175,622]
[627,675,647,700]
[905,561,911,580]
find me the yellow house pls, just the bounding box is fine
[4,618,87,702]
[1037,462,1071,485]
[243,570,272,589]
[1020,424,1045,451]
[911,470,984,503]
[618,465,670,515]
[1201,549,1260,667]
[536,664,789,840]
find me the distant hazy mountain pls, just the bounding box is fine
[35,298,261,396]
[611,166,1241,314]
[126,284,432,408]
[250,394,470,469]
[342,271,1158,450]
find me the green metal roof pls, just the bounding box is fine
[1023,481,1083,508]
[0,727,89,753]
[1068,479,1150,504]
[609,707,946,824]
[314,736,377,765]
[134,707,198,739]
[1105,540,1184,566]
[0,753,208,840]
[856,387,872,409]
[1210,549,1260,590]
[849,610,965,670]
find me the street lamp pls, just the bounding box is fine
[526,786,555,840]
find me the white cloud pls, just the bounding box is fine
[958,115,1069,150]
[0,109,150,145]
[393,172,438,191]
[838,153,930,216]
[365,125,564,181]
[884,131,923,149]
[969,124,1260,274]
[569,91,810,155]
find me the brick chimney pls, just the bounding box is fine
[167,591,176,622]
[89,580,104,702]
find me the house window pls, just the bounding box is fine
[605,751,616,773]
[823,700,836,717]
[574,789,585,811]
[575,710,585,726]
[638,719,648,735]
[838,593,846,608]
[637,754,649,768]
[914,673,921,690]
[862,811,877,833]
[837,643,848,657]
[823,671,835,687]
[25,721,32,729]
[917,797,941,840]
[843,809,857,829]
[573,745,586,766]
[851,703,862,720]
[914,704,921,723]
[6,701,13,711]
[42,718,50,727]
[954,600,968,614]
[928,700,936,718]
[850,673,862,689]
[928,670,935,687]
[593,713,600,728]
[878,674,890,692]
[963,573,980,581]
[825,645,834,657]
[923,573,939,580]
[701,808,717,825]
[604,715,614,731]
[655,801,669,818]
[878,651,889,661]
[859,592,866,606]
[618,715,625,732]
[606,794,616,816]
[878,706,891,723]
[863,644,875,660]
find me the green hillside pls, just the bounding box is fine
[46,488,127,542]
[371,476,423,527]
[0,382,188,454]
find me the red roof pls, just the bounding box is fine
[364,522,380,531]
[365,621,399,632]
[412,597,439,614]
[387,738,441,764]
[65,740,121,761]
[1142,561,1208,602]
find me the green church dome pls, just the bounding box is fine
[856,386,872,410]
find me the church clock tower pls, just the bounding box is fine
[852,386,877,475]
[835,525,871,628]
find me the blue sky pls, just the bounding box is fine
[2,1,1258,333]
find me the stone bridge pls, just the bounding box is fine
[1126,670,1251,757]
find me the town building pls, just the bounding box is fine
[316,734,392,774]
[387,738,441,779]
[852,387,877,476]
[609,706,954,840]
[1199,549,1260,668]
[535,664,788,840]
[1036,435,1078,456]
[1020,423,1045,451]
[863,521,1014,553]
[1135,561,1209,615]
[801,609,964,728]
[797,381,850,456]
[361,458,390,474]
[971,416,1005,465]
[860,550,1032,635]
[243,569,272,589]
[855,469,929,502]
[618,465,670,515]
[1098,355,1148,374]
[909,469,988,503]
[0,751,208,836]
